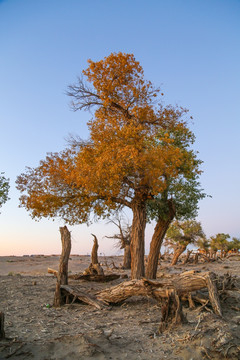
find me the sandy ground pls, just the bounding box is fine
[0,255,240,359]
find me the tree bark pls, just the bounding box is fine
[130,200,147,279]
[0,312,5,339]
[146,201,175,279]
[54,225,71,307]
[91,234,99,264]
[123,244,131,269]
[171,244,186,265]
[84,235,104,275]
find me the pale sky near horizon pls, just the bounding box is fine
[0,0,239,256]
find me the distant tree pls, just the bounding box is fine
[0,173,10,212]
[228,237,240,252]
[197,237,210,255]
[105,215,132,269]
[210,233,230,258]
[17,52,200,279]
[164,220,205,265]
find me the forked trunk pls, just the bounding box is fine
[171,244,186,266]
[130,201,146,279]
[146,202,175,279]
[123,244,131,269]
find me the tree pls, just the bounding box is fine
[17,52,201,278]
[145,123,205,278]
[197,237,210,255]
[210,233,230,257]
[164,220,205,265]
[228,237,240,252]
[0,173,10,212]
[105,215,132,269]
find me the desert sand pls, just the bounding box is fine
[0,254,240,359]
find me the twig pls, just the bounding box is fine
[194,313,203,331]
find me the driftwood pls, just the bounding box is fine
[0,312,5,339]
[54,226,71,307]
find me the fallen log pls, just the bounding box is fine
[60,285,108,310]
[48,268,120,282]
[69,274,120,282]
[57,271,222,331]
[96,271,222,316]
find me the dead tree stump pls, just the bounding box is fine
[54,225,71,307]
[159,290,187,333]
[91,234,99,265]
[0,312,5,339]
[83,234,104,275]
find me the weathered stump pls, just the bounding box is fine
[83,234,104,275]
[91,234,99,265]
[159,291,187,333]
[0,312,5,339]
[54,225,71,307]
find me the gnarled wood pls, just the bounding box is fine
[83,262,104,275]
[96,271,222,317]
[83,235,104,276]
[204,272,222,316]
[146,200,175,279]
[91,234,99,264]
[54,226,71,307]
[60,285,108,309]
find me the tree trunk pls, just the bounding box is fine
[130,200,147,279]
[183,250,192,265]
[0,312,5,339]
[194,252,199,264]
[146,201,175,279]
[84,234,104,275]
[54,225,71,307]
[123,244,131,269]
[171,244,186,266]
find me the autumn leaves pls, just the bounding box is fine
[16,53,203,278]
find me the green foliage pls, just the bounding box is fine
[210,233,230,252]
[228,237,240,251]
[165,219,205,249]
[197,237,210,252]
[0,173,10,211]
[210,235,240,253]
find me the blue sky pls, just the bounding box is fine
[0,0,239,256]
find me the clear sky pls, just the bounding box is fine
[0,0,239,256]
